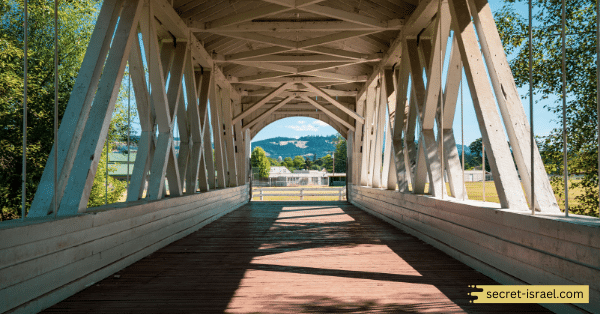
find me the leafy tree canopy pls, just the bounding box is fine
[1,0,138,220]
[251,147,270,178]
[495,0,598,216]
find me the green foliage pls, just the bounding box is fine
[267,157,280,166]
[251,147,270,178]
[293,156,305,169]
[468,138,490,172]
[321,154,333,172]
[495,0,598,216]
[0,0,103,220]
[334,135,347,173]
[282,157,294,170]
[87,143,127,208]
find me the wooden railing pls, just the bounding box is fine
[253,187,346,201]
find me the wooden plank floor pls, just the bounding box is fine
[43,201,550,313]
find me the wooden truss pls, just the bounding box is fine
[28,0,249,216]
[350,0,560,212]
[28,0,560,216]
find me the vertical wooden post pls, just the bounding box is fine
[210,80,227,188]
[222,87,238,187]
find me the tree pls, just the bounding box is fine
[87,143,127,208]
[468,138,490,172]
[282,157,294,171]
[251,147,270,178]
[293,156,305,170]
[267,157,280,166]
[305,159,313,170]
[0,0,105,220]
[495,1,598,216]
[334,135,347,173]
[321,154,333,172]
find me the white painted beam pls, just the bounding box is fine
[300,95,355,131]
[469,0,559,212]
[201,4,293,30]
[232,83,291,124]
[303,83,364,123]
[449,0,528,210]
[29,0,124,217]
[299,4,387,28]
[58,0,143,214]
[195,20,403,33]
[243,95,297,131]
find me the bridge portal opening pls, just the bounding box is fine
[250,117,348,201]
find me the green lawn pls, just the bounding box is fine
[252,181,582,210]
[425,180,582,210]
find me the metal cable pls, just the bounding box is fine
[562,0,569,216]
[529,0,535,215]
[53,0,58,217]
[127,68,131,192]
[597,0,600,217]
[482,142,485,202]
[22,0,28,220]
[439,0,444,199]
[596,1,600,216]
[461,62,465,201]
[105,132,108,205]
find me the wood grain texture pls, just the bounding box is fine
[44,201,549,313]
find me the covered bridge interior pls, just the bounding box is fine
[1,0,598,313]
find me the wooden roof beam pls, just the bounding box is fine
[217,54,381,63]
[192,20,404,33]
[243,95,297,131]
[300,95,355,131]
[232,82,292,124]
[357,0,439,102]
[302,83,364,123]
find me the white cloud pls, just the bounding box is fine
[286,124,319,132]
[312,120,328,126]
[297,120,306,124]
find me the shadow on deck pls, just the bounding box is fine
[43,201,550,313]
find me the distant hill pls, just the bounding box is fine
[252,135,338,160]
[252,135,472,161]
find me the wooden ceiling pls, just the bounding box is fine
[173,0,416,99]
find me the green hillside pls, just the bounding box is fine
[252,135,338,160]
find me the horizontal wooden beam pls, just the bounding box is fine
[151,0,212,68]
[191,20,404,32]
[300,95,355,131]
[243,95,297,131]
[299,4,387,28]
[232,74,368,83]
[242,88,356,97]
[232,82,291,124]
[303,82,364,123]
[357,0,439,102]
[200,5,293,30]
[217,54,381,63]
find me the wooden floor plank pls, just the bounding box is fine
[43,201,550,313]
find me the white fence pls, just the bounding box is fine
[253,187,346,201]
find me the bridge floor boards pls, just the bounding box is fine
[43,201,550,313]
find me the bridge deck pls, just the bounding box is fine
[43,202,549,313]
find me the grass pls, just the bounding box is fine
[251,180,584,211]
[425,180,583,210]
